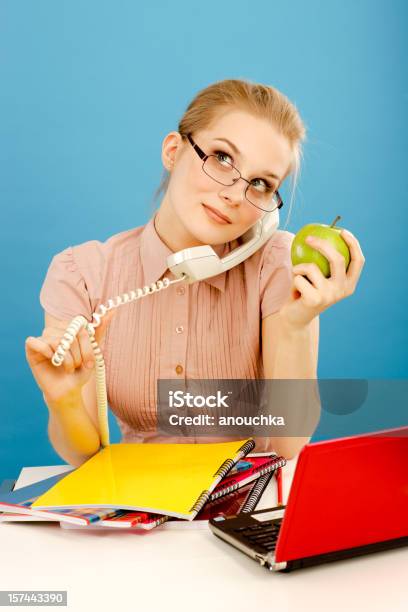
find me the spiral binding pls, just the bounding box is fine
[150,515,169,528]
[237,439,256,456]
[189,490,211,515]
[213,458,235,479]
[49,274,187,447]
[210,482,239,501]
[241,473,274,513]
[258,458,286,476]
[209,457,286,501]
[212,440,256,480]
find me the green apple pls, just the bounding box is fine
[291,216,351,278]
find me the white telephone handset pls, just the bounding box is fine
[50,209,280,446]
[167,208,279,282]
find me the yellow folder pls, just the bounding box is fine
[32,440,255,520]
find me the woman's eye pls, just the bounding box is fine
[213,151,276,191]
[214,150,233,165]
[251,178,273,192]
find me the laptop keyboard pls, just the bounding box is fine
[233,520,282,552]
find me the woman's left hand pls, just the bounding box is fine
[279,229,365,330]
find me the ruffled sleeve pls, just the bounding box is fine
[39,245,98,321]
[260,230,295,319]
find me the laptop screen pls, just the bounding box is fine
[275,427,408,563]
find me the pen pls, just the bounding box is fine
[229,460,253,475]
[276,467,283,506]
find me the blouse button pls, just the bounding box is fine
[175,364,184,375]
[175,325,184,334]
[176,286,185,296]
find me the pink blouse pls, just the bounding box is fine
[39,213,295,444]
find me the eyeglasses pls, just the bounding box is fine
[186,133,283,213]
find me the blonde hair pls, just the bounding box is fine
[151,78,306,226]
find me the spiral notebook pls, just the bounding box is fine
[0,472,117,526]
[165,471,275,530]
[60,510,169,530]
[31,439,255,520]
[60,471,274,531]
[210,454,286,500]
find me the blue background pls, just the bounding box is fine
[1,0,407,477]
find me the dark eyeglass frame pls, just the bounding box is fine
[186,133,283,213]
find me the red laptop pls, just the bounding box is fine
[209,426,408,571]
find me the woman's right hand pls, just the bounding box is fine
[25,310,116,402]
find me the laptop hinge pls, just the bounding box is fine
[266,553,287,571]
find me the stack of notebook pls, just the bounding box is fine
[0,439,285,531]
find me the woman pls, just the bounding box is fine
[25,79,365,467]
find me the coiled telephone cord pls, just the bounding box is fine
[50,274,187,447]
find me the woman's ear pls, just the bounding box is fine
[161,131,184,171]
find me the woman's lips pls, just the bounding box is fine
[202,203,232,224]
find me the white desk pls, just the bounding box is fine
[1,459,407,612]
